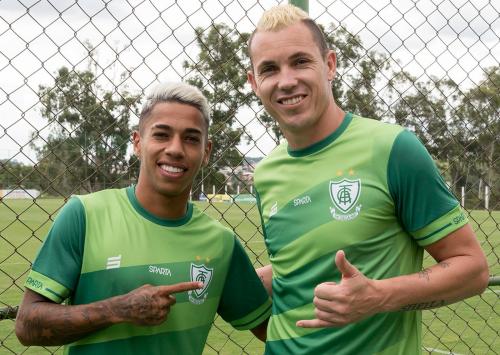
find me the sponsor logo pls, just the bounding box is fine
[106,255,121,269]
[294,195,311,207]
[453,213,465,225]
[26,276,43,289]
[329,179,362,221]
[189,263,213,305]
[148,265,172,277]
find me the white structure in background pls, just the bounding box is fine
[485,186,490,210]
[460,185,491,210]
[0,189,40,199]
[461,186,465,207]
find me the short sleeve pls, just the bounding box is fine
[388,130,468,246]
[217,238,271,330]
[25,197,86,303]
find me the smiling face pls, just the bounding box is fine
[248,22,340,149]
[133,101,211,217]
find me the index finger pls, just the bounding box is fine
[159,281,203,295]
[314,282,338,300]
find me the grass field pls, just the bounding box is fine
[0,198,498,354]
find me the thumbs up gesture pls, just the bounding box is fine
[296,250,380,328]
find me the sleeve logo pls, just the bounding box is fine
[329,179,362,221]
[189,263,213,305]
[26,276,43,289]
[453,213,466,225]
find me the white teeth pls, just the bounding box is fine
[282,96,304,105]
[160,164,184,173]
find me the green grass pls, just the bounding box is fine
[0,199,498,354]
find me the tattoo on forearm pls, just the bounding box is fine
[400,300,445,311]
[439,261,450,269]
[418,268,431,281]
[259,274,265,284]
[20,302,114,345]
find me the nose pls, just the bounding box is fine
[164,135,185,159]
[277,67,298,91]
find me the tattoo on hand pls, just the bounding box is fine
[400,300,445,311]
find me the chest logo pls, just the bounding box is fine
[189,263,213,305]
[329,179,362,221]
[106,255,121,269]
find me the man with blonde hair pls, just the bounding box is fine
[16,82,270,354]
[247,4,488,354]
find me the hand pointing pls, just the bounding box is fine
[112,282,203,326]
[297,250,379,328]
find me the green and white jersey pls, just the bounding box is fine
[25,186,271,355]
[254,113,467,355]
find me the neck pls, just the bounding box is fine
[287,103,345,150]
[134,181,190,220]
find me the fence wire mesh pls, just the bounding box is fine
[0,0,498,354]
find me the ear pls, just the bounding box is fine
[132,130,141,159]
[247,70,259,96]
[203,140,212,167]
[326,50,337,82]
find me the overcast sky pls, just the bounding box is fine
[1,0,498,164]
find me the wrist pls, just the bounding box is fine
[372,278,393,313]
[100,296,126,324]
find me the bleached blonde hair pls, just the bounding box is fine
[256,4,309,31]
[248,4,329,64]
[139,82,210,134]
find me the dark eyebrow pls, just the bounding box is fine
[151,123,172,131]
[151,123,203,136]
[256,51,313,72]
[184,128,203,136]
[289,52,313,61]
[256,60,277,72]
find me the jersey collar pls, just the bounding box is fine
[287,112,353,157]
[126,186,193,227]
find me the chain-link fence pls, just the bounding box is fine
[0,0,498,353]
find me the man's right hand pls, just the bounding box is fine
[16,281,203,346]
[113,282,203,325]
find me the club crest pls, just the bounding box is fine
[189,263,213,304]
[329,179,362,221]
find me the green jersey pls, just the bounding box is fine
[25,186,271,355]
[254,113,467,355]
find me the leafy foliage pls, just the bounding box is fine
[183,24,251,197]
[34,67,140,195]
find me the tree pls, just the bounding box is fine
[390,72,450,157]
[452,66,499,208]
[324,25,390,120]
[183,24,250,197]
[389,72,460,186]
[34,67,140,196]
[0,159,38,190]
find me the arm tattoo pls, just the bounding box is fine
[400,300,445,311]
[401,261,452,312]
[20,301,114,345]
[439,261,450,269]
[418,268,432,281]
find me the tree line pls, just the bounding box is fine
[1,23,497,209]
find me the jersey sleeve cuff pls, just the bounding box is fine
[229,298,272,331]
[411,205,468,246]
[24,270,71,303]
